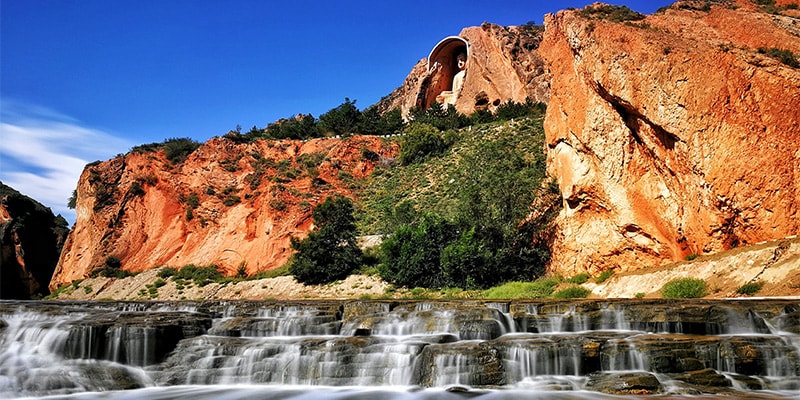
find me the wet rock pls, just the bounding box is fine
[673,368,732,388]
[586,371,662,395]
[64,310,212,366]
[413,341,505,387]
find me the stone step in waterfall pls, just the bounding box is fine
[1,299,799,398]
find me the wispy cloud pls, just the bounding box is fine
[0,100,133,225]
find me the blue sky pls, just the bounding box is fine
[0,0,670,224]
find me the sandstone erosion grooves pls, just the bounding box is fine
[51,136,396,289]
[541,2,800,276]
[378,23,549,117]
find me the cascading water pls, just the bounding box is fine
[1,299,800,399]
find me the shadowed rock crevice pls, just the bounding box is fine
[0,182,69,299]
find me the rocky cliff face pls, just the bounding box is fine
[0,183,69,298]
[51,136,396,289]
[541,1,800,275]
[378,23,550,117]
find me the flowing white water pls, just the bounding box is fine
[2,299,800,399]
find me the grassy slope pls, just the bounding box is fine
[355,116,547,235]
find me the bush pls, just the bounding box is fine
[567,273,590,284]
[68,189,78,209]
[482,278,561,299]
[96,256,132,279]
[265,114,319,139]
[222,194,241,207]
[758,47,799,68]
[378,214,458,288]
[661,278,707,298]
[174,264,223,287]
[249,265,291,280]
[595,270,615,283]
[158,267,178,279]
[128,182,145,197]
[408,102,469,131]
[399,123,449,165]
[289,196,361,285]
[579,4,645,22]
[736,281,764,296]
[162,138,202,164]
[552,286,591,299]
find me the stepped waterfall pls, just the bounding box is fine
[1,299,799,399]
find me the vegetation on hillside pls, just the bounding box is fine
[259,99,559,288]
[356,105,560,290]
[661,278,708,298]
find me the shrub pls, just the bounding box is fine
[579,4,645,22]
[162,138,202,164]
[567,273,590,284]
[736,281,764,296]
[128,182,145,197]
[249,265,291,280]
[269,199,287,211]
[482,278,560,299]
[595,270,615,283]
[378,214,459,289]
[265,114,319,140]
[685,253,699,261]
[174,264,223,287]
[408,102,468,131]
[661,278,707,298]
[399,123,449,165]
[96,256,132,279]
[68,189,78,209]
[635,292,646,298]
[758,47,799,68]
[552,286,591,299]
[223,195,241,207]
[158,267,178,279]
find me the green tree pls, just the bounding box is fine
[358,107,405,135]
[319,98,361,136]
[265,114,319,140]
[163,138,202,164]
[398,123,449,165]
[67,189,77,209]
[409,102,468,131]
[379,108,405,135]
[289,196,362,284]
[378,214,458,288]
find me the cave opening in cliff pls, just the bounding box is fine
[422,36,470,110]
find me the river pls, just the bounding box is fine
[1,299,799,399]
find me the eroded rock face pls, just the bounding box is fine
[377,23,549,117]
[0,183,69,299]
[540,1,800,275]
[50,136,397,289]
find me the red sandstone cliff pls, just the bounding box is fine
[541,1,800,275]
[378,23,550,117]
[50,136,396,289]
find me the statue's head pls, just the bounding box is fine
[456,52,467,70]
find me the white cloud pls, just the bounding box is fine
[0,102,133,225]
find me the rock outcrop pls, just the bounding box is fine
[0,182,70,299]
[540,1,800,275]
[51,136,396,289]
[378,23,549,117]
